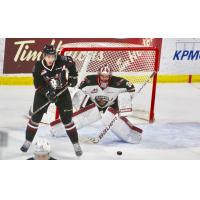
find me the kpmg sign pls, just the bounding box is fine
[173,41,200,61]
[159,39,200,74]
[173,50,200,60]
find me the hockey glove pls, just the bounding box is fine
[68,76,78,87]
[45,89,57,103]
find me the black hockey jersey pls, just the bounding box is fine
[33,55,78,94]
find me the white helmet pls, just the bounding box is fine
[33,139,51,156]
[98,65,112,76]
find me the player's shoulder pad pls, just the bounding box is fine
[110,76,125,86]
[111,75,123,82]
[85,75,98,85]
[35,60,42,67]
[32,61,42,73]
[60,55,74,63]
[85,74,97,82]
[80,75,97,88]
[111,76,134,89]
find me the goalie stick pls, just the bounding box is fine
[134,71,156,97]
[80,113,118,144]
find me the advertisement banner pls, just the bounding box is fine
[160,38,200,74]
[3,38,162,74]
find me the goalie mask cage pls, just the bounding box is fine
[53,46,159,123]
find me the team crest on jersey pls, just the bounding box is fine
[95,96,109,108]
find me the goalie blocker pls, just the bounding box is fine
[50,103,142,144]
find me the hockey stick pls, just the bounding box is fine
[30,86,69,118]
[134,71,156,98]
[23,114,50,125]
[84,71,157,144]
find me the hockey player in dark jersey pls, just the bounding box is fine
[20,45,82,157]
[79,65,135,112]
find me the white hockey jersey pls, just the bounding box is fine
[79,75,135,109]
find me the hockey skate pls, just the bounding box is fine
[73,143,83,157]
[20,141,31,152]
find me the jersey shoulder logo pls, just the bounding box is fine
[126,81,133,88]
[91,88,98,93]
[41,70,47,76]
[62,55,73,63]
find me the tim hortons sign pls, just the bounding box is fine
[3,38,162,74]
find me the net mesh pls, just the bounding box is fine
[62,48,158,88]
[64,50,156,73]
[42,44,159,124]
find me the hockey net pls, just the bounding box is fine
[44,43,159,124]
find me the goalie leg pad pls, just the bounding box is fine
[101,107,142,144]
[50,103,101,137]
[72,103,101,129]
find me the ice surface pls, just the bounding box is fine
[1,84,200,160]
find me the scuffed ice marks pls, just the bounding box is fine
[140,122,200,149]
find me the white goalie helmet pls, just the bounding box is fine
[33,139,51,156]
[98,65,112,76]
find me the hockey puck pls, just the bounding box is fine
[117,151,122,156]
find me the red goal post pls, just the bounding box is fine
[59,46,160,123]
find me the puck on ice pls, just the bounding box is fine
[117,151,122,156]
